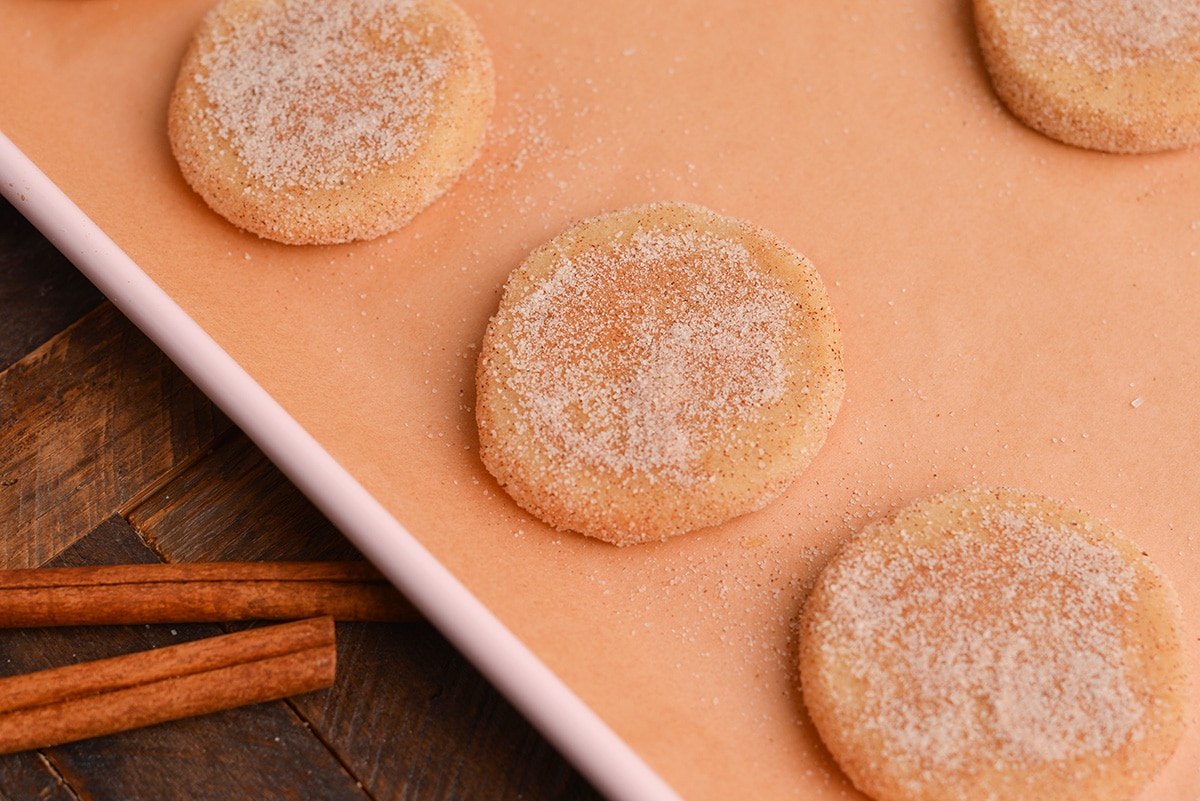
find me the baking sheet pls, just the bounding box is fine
[3,0,1199,799]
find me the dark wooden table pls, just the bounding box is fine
[0,196,603,801]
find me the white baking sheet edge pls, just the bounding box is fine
[0,127,684,801]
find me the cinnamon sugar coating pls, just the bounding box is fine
[168,0,494,244]
[475,202,845,545]
[799,486,1190,801]
[974,0,1200,153]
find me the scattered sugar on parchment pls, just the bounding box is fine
[571,528,837,733]
[195,0,450,191]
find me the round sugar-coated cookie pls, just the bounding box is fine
[168,0,494,244]
[475,202,845,545]
[799,486,1190,801]
[974,0,1200,153]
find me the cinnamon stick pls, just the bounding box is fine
[0,616,336,754]
[0,562,418,626]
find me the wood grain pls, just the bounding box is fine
[0,616,338,755]
[0,302,230,569]
[0,751,78,801]
[126,428,359,563]
[132,420,605,801]
[0,518,368,801]
[0,198,104,373]
[0,194,603,800]
[296,622,605,801]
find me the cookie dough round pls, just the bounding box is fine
[475,202,845,545]
[168,0,494,244]
[974,0,1200,152]
[799,486,1190,801]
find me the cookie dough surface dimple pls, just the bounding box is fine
[168,0,494,244]
[475,202,845,546]
[799,486,1190,801]
[974,0,1200,152]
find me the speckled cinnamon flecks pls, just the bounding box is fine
[799,486,1190,801]
[974,0,1200,152]
[168,0,494,244]
[475,202,845,545]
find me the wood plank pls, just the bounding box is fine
[131,425,603,800]
[295,622,605,801]
[0,303,231,569]
[0,197,104,373]
[0,751,78,801]
[0,516,369,801]
[126,429,358,563]
[3,187,601,801]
